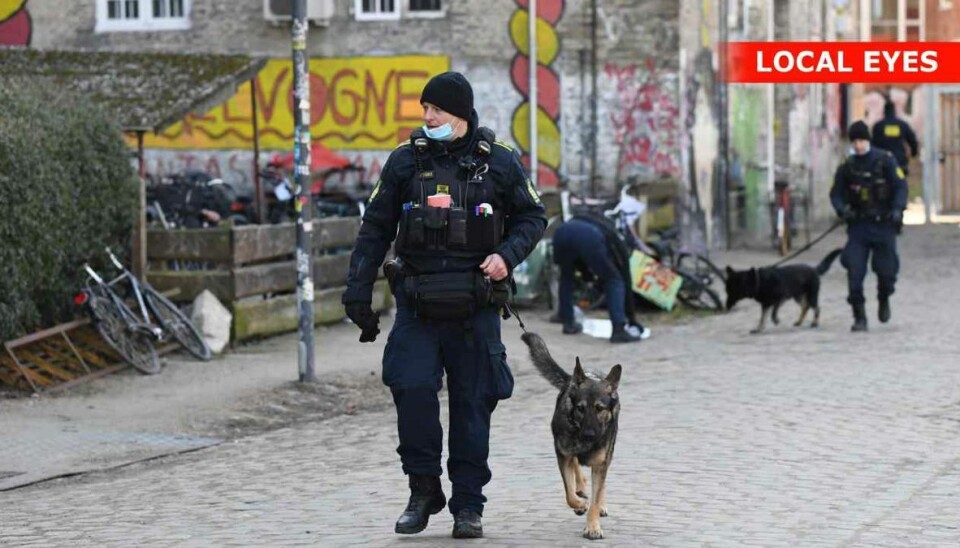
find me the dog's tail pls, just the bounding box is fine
[816,248,843,275]
[520,332,571,391]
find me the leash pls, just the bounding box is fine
[768,220,843,268]
[503,302,527,334]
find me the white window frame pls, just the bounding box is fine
[406,0,445,19]
[355,0,401,21]
[95,0,191,33]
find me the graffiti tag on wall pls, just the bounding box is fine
[606,60,681,179]
[0,0,30,46]
[143,55,449,151]
[508,0,564,188]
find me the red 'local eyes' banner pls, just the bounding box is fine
[723,42,960,83]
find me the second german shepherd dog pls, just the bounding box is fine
[725,248,842,333]
[521,332,620,540]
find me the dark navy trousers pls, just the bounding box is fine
[382,290,514,516]
[841,221,899,305]
[552,218,627,327]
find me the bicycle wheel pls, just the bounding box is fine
[677,252,727,285]
[87,286,161,374]
[676,271,724,312]
[143,285,212,361]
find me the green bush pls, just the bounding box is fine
[0,84,137,342]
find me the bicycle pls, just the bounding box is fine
[77,249,212,374]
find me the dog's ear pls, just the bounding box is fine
[605,364,622,390]
[574,357,587,385]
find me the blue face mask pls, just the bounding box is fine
[422,120,461,142]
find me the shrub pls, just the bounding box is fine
[0,83,137,342]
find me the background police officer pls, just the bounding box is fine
[342,71,546,539]
[871,99,919,175]
[552,215,650,343]
[830,120,908,332]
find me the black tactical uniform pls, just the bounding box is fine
[871,100,918,175]
[830,121,908,332]
[342,72,546,538]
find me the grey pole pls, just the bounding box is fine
[292,0,315,383]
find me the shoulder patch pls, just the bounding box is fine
[369,179,383,202]
[394,141,410,150]
[896,166,905,179]
[494,140,514,152]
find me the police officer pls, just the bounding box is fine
[552,215,650,343]
[871,99,919,175]
[830,120,908,332]
[342,71,546,539]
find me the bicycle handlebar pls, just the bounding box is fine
[106,247,124,271]
[83,263,104,284]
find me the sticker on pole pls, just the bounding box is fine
[628,250,682,311]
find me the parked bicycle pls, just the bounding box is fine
[76,249,212,374]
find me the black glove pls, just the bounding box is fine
[889,209,904,233]
[344,302,380,343]
[838,206,857,223]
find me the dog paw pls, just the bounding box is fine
[772,317,780,325]
[749,329,763,335]
[810,322,819,328]
[582,524,604,540]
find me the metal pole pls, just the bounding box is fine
[292,0,315,383]
[133,131,147,279]
[251,78,264,224]
[718,0,729,249]
[529,0,538,188]
[589,0,598,197]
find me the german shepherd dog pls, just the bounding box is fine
[725,249,842,333]
[520,332,620,540]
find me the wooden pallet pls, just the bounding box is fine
[1,319,128,394]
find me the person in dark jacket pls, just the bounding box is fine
[341,71,546,539]
[830,120,908,332]
[552,214,650,343]
[871,99,918,175]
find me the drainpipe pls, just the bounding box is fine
[767,0,775,199]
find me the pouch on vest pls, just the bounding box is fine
[466,210,503,252]
[448,207,468,247]
[397,207,425,248]
[404,272,479,321]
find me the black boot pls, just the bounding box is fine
[452,508,483,539]
[851,303,868,332]
[610,324,642,343]
[395,475,446,535]
[878,297,891,323]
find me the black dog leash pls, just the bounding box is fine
[768,220,843,268]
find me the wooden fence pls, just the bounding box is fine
[145,218,390,342]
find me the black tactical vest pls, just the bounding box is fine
[394,127,504,259]
[843,153,892,214]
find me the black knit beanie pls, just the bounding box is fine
[848,121,870,141]
[420,71,474,121]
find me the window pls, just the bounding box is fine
[408,0,444,17]
[410,0,442,11]
[355,0,400,20]
[96,0,190,32]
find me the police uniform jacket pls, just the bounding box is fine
[830,147,908,221]
[343,111,547,305]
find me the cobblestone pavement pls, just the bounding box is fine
[3,225,960,547]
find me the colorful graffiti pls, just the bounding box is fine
[508,0,564,188]
[143,55,448,151]
[0,0,31,46]
[605,60,681,180]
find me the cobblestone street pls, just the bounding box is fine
[3,225,960,547]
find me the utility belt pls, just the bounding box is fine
[395,205,503,257]
[385,260,510,322]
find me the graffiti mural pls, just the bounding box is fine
[143,55,449,151]
[605,60,681,181]
[0,0,31,46]
[508,0,564,188]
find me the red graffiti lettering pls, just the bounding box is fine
[394,70,428,122]
[255,67,289,124]
[364,69,394,125]
[330,69,361,126]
